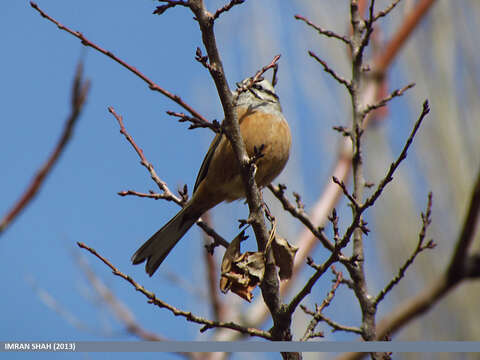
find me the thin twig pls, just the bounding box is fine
[110,107,229,249]
[361,83,415,118]
[363,100,430,210]
[294,14,351,45]
[76,254,167,342]
[201,212,224,322]
[30,1,209,124]
[118,190,176,201]
[77,241,273,340]
[212,0,245,20]
[167,110,221,132]
[358,0,376,57]
[328,209,341,245]
[374,0,403,21]
[153,1,189,15]
[287,250,342,315]
[308,51,352,92]
[108,107,182,203]
[332,176,360,210]
[234,55,282,97]
[300,268,343,341]
[268,184,334,252]
[374,192,435,306]
[198,220,230,250]
[308,310,363,334]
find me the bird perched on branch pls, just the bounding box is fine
[132,77,291,276]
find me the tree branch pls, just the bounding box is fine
[30,1,209,124]
[0,62,89,234]
[77,241,273,340]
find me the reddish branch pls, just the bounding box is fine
[374,0,438,74]
[201,212,224,322]
[77,241,273,339]
[0,63,89,234]
[30,1,210,125]
[108,107,229,249]
[108,107,182,205]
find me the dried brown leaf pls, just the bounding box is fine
[219,233,266,302]
[219,231,246,293]
[272,236,298,280]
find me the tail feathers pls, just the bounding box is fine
[131,206,198,276]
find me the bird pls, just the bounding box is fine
[131,77,291,276]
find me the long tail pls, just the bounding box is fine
[131,205,199,276]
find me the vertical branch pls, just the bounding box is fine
[350,0,367,262]
[201,212,224,321]
[348,0,378,349]
[187,0,293,352]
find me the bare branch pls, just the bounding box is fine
[448,165,480,280]
[328,209,341,245]
[294,14,351,45]
[197,220,230,250]
[361,83,415,118]
[108,107,183,205]
[234,55,282,97]
[201,212,224,322]
[213,0,246,20]
[117,190,179,202]
[374,0,403,21]
[363,100,430,210]
[30,1,208,123]
[153,1,189,15]
[167,110,221,133]
[308,51,352,92]
[268,184,334,252]
[332,176,360,210]
[374,192,435,306]
[287,250,345,316]
[300,267,343,341]
[339,167,480,360]
[0,62,89,234]
[110,107,229,250]
[358,0,376,58]
[77,241,273,340]
[305,308,362,335]
[76,255,168,342]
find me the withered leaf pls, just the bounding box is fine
[219,231,246,294]
[219,232,266,302]
[272,236,298,280]
[235,251,265,282]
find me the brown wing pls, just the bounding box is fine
[193,132,224,194]
[193,105,256,194]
